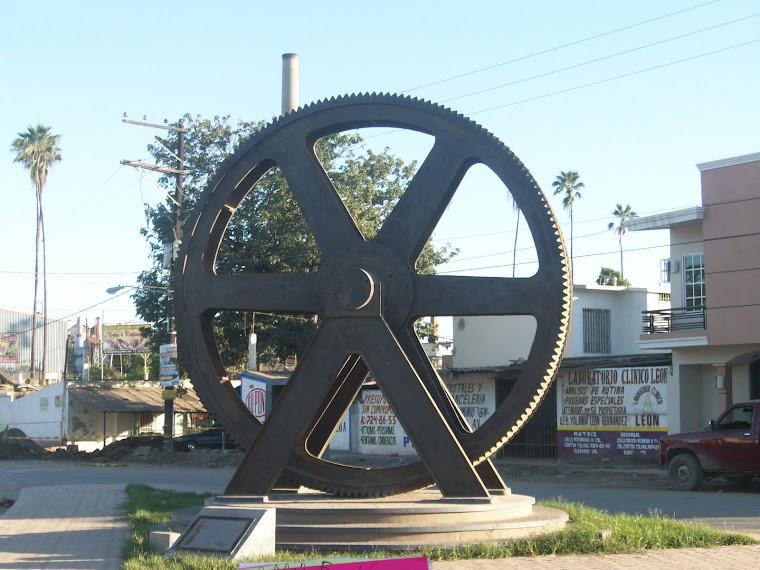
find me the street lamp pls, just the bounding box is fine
[106,282,176,450]
[106,284,170,295]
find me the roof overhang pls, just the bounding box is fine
[68,382,206,413]
[696,152,760,172]
[627,207,704,231]
[447,353,672,375]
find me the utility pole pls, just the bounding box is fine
[122,116,189,451]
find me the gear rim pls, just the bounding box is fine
[174,93,571,497]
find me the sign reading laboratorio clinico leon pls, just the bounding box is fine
[159,343,180,387]
[556,366,669,459]
[356,379,495,456]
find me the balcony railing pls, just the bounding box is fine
[641,306,706,334]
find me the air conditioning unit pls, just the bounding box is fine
[660,258,679,283]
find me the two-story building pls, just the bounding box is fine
[451,283,672,459]
[630,152,760,433]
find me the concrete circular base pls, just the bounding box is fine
[173,489,568,551]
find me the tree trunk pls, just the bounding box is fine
[41,198,48,384]
[619,234,624,279]
[512,214,520,278]
[30,193,42,381]
[569,204,574,279]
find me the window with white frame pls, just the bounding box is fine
[683,253,705,309]
[583,308,611,354]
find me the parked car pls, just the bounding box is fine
[659,400,760,490]
[174,428,238,451]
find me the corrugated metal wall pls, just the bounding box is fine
[0,308,69,380]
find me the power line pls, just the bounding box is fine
[12,289,134,336]
[431,203,701,243]
[438,241,677,275]
[403,0,722,92]
[440,14,758,106]
[0,270,143,276]
[468,39,759,116]
[49,165,125,231]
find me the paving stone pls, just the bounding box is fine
[0,484,127,570]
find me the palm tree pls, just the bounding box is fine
[506,191,521,278]
[608,203,637,279]
[11,125,62,382]
[552,170,584,277]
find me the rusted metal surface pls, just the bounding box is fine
[174,94,572,497]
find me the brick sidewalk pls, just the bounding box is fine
[434,544,760,569]
[0,485,127,570]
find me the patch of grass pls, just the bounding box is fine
[122,486,757,569]
[421,500,756,560]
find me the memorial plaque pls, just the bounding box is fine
[168,507,276,559]
[175,516,255,553]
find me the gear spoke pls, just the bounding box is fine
[392,326,473,434]
[226,320,354,495]
[182,271,318,316]
[274,139,364,255]
[359,318,490,497]
[376,138,472,264]
[304,354,369,456]
[410,274,544,317]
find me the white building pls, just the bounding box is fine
[451,283,672,459]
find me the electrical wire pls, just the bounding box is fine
[49,165,124,229]
[12,289,134,335]
[440,14,758,106]
[404,0,723,92]
[468,39,759,116]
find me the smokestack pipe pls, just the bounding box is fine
[281,53,299,115]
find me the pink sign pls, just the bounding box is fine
[239,556,430,569]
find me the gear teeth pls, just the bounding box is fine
[177,93,572,497]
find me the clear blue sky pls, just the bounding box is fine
[2,0,758,339]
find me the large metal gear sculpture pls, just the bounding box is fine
[175,94,571,498]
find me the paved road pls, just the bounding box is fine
[506,477,760,537]
[2,459,758,538]
[0,460,233,497]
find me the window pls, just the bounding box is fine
[683,253,706,309]
[583,308,611,354]
[717,406,753,430]
[133,412,159,435]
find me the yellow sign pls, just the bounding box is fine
[161,389,177,400]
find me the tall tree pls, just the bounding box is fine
[608,203,637,279]
[551,170,584,278]
[596,267,630,287]
[11,125,62,381]
[507,194,520,278]
[134,114,456,369]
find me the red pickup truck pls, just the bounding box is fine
[659,399,760,490]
